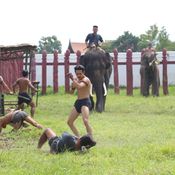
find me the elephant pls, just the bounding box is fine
[80,49,112,112]
[140,48,160,96]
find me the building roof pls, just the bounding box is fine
[68,41,86,53]
[0,44,37,61]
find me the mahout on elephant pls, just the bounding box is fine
[80,49,112,112]
[140,48,160,96]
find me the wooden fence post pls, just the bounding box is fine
[140,49,145,95]
[53,50,58,93]
[126,49,133,95]
[64,49,70,93]
[42,50,47,95]
[113,49,119,94]
[76,50,81,64]
[162,48,168,95]
[31,51,36,82]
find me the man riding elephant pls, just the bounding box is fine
[85,25,104,52]
[140,42,160,96]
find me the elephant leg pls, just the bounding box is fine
[152,67,160,96]
[143,71,149,96]
[94,83,104,113]
[103,95,106,111]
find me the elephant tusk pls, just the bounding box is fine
[103,82,107,96]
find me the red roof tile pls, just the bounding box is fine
[68,41,86,53]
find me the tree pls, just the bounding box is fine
[37,35,62,53]
[138,24,159,50]
[101,40,114,53]
[111,31,140,52]
[138,24,175,51]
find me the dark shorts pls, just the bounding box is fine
[18,92,32,105]
[11,111,28,124]
[48,136,64,153]
[74,98,91,113]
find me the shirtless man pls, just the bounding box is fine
[0,76,13,94]
[67,65,94,139]
[0,109,43,133]
[12,70,37,117]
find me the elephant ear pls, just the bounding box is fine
[80,55,85,66]
[104,52,112,69]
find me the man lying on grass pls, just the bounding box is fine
[0,109,43,133]
[37,128,96,154]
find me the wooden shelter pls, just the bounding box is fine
[67,40,86,53]
[0,44,37,92]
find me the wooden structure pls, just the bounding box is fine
[0,44,37,91]
[67,40,86,53]
[0,44,37,116]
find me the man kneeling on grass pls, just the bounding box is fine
[0,109,43,133]
[37,128,96,154]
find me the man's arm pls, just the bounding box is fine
[2,81,12,94]
[85,34,90,48]
[25,116,43,129]
[28,81,38,92]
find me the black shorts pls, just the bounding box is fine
[48,136,64,153]
[18,92,32,105]
[74,98,91,113]
[11,111,28,124]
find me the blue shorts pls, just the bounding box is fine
[18,92,32,105]
[48,136,64,153]
[74,98,91,113]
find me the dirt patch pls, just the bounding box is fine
[0,136,15,149]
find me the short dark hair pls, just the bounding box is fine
[22,70,28,77]
[74,65,85,72]
[79,135,96,149]
[93,25,98,28]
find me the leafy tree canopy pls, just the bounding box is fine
[111,31,140,52]
[37,35,62,53]
[138,24,175,51]
[102,25,175,52]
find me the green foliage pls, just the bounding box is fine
[138,24,175,51]
[1,87,175,174]
[111,31,140,52]
[101,40,114,53]
[103,25,175,52]
[37,35,62,54]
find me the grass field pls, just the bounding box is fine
[1,87,175,175]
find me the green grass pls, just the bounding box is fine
[1,86,175,175]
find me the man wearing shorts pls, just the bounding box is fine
[12,70,37,117]
[67,65,94,140]
[0,109,43,133]
[37,128,96,154]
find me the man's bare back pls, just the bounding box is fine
[12,70,37,117]
[14,77,35,93]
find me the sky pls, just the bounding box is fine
[0,0,174,53]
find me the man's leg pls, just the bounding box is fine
[81,106,93,139]
[67,108,80,138]
[38,128,56,148]
[29,101,35,117]
[17,103,24,111]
